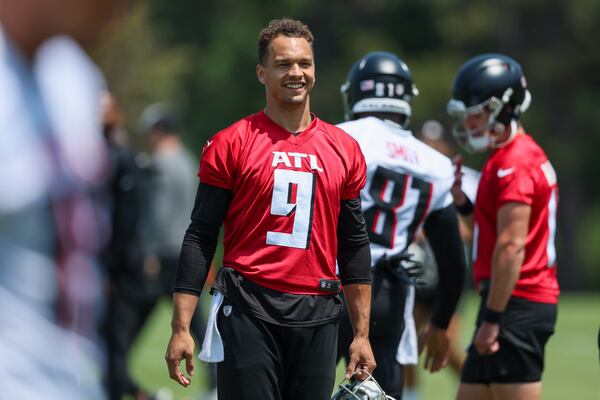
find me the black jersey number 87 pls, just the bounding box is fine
[363,166,433,249]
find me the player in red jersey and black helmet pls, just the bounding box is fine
[164,18,376,400]
[448,54,559,400]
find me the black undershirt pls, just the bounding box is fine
[212,267,343,327]
[174,183,371,327]
[173,183,229,296]
[423,204,467,329]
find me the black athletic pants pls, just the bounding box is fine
[337,267,407,399]
[216,298,339,400]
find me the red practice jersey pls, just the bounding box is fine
[473,133,559,303]
[199,111,366,295]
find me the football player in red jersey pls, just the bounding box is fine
[448,54,559,400]
[164,19,376,400]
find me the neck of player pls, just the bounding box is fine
[264,98,312,134]
[494,122,524,147]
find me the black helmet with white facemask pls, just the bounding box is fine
[447,53,531,152]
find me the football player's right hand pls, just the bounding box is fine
[418,324,450,373]
[451,155,468,206]
[165,330,195,387]
[474,321,500,355]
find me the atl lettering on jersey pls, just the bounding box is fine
[198,111,366,295]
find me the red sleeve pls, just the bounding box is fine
[341,137,367,200]
[494,165,536,207]
[198,129,240,190]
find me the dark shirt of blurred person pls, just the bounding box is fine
[0,1,127,398]
[137,104,219,396]
[139,103,198,290]
[101,92,147,292]
[101,92,160,400]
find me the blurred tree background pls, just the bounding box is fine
[95,0,600,290]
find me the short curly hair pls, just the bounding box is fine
[258,18,314,65]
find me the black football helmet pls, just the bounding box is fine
[341,51,418,127]
[447,53,531,152]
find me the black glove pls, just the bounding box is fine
[375,251,425,286]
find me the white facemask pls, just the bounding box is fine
[467,133,492,152]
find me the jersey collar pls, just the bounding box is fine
[258,110,320,146]
[382,118,412,137]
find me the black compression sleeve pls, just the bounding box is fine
[423,205,466,329]
[174,183,232,296]
[455,195,474,215]
[337,197,372,285]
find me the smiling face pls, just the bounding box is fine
[256,35,315,109]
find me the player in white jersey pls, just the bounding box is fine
[335,52,467,399]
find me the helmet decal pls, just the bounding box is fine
[341,51,417,127]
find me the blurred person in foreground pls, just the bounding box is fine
[138,103,218,399]
[101,92,159,400]
[0,0,126,399]
[448,54,559,400]
[336,51,467,399]
[165,18,375,400]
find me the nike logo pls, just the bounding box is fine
[206,140,213,147]
[497,167,515,178]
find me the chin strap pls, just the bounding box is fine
[491,120,519,149]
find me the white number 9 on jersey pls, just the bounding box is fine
[266,169,316,249]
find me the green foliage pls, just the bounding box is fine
[577,205,600,288]
[97,0,600,288]
[94,4,195,139]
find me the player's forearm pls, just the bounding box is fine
[173,183,230,295]
[337,197,372,284]
[458,213,474,232]
[171,292,200,333]
[174,221,218,295]
[455,197,474,231]
[453,190,475,231]
[424,205,466,329]
[343,283,371,339]
[487,240,524,312]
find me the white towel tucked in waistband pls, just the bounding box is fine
[199,291,224,363]
[396,285,418,365]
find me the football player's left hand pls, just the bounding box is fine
[474,321,500,355]
[419,324,450,373]
[346,336,377,380]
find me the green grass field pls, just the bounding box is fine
[129,291,600,399]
